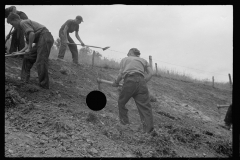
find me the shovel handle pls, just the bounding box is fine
[97,78,123,87]
[5,26,14,44]
[5,52,27,57]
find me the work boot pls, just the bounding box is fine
[21,75,30,83]
[72,62,80,67]
[57,58,67,62]
[141,128,158,137]
[149,129,158,137]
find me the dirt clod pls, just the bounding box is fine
[86,112,98,124]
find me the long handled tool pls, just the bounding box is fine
[67,42,110,51]
[5,26,14,44]
[97,78,123,90]
[5,52,27,57]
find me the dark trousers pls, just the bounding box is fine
[21,30,54,89]
[118,73,154,133]
[58,31,78,64]
[224,104,232,125]
[9,28,25,54]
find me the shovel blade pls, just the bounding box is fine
[103,47,110,51]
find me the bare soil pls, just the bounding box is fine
[5,57,232,157]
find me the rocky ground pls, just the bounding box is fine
[5,56,232,157]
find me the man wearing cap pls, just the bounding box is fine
[7,13,54,89]
[57,16,85,65]
[5,6,28,55]
[112,48,156,135]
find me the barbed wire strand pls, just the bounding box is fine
[105,49,230,77]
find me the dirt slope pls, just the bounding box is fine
[5,57,232,157]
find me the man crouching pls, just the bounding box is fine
[112,48,155,135]
[7,13,54,89]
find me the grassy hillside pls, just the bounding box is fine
[5,51,232,157]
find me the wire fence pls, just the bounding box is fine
[98,48,233,90]
[105,48,231,77]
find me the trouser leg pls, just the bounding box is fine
[67,35,79,64]
[21,46,37,82]
[58,32,67,59]
[118,79,137,125]
[133,80,154,133]
[224,104,232,125]
[36,32,54,89]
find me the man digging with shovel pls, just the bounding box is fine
[57,15,85,66]
[112,48,157,136]
[5,6,28,56]
[7,13,54,89]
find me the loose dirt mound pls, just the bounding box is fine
[5,57,232,157]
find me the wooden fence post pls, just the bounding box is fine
[92,50,95,69]
[155,63,158,76]
[228,73,232,88]
[212,76,214,88]
[149,56,152,69]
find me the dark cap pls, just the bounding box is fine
[7,12,20,23]
[76,15,83,22]
[129,48,140,56]
[5,6,16,18]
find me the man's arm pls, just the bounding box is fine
[25,32,35,52]
[75,31,85,46]
[144,65,154,82]
[115,73,123,84]
[19,42,28,52]
[112,72,123,87]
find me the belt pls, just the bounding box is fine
[124,72,144,80]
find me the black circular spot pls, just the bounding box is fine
[86,90,107,111]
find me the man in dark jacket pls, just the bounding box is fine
[7,13,54,89]
[112,48,156,136]
[58,16,85,65]
[5,6,28,54]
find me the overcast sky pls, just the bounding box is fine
[5,5,233,82]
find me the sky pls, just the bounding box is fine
[5,5,233,82]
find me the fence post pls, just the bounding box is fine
[212,76,214,88]
[92,50,95,69]
[228,73,232,88]
[155,63,158,76]
[149,56,152,69]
